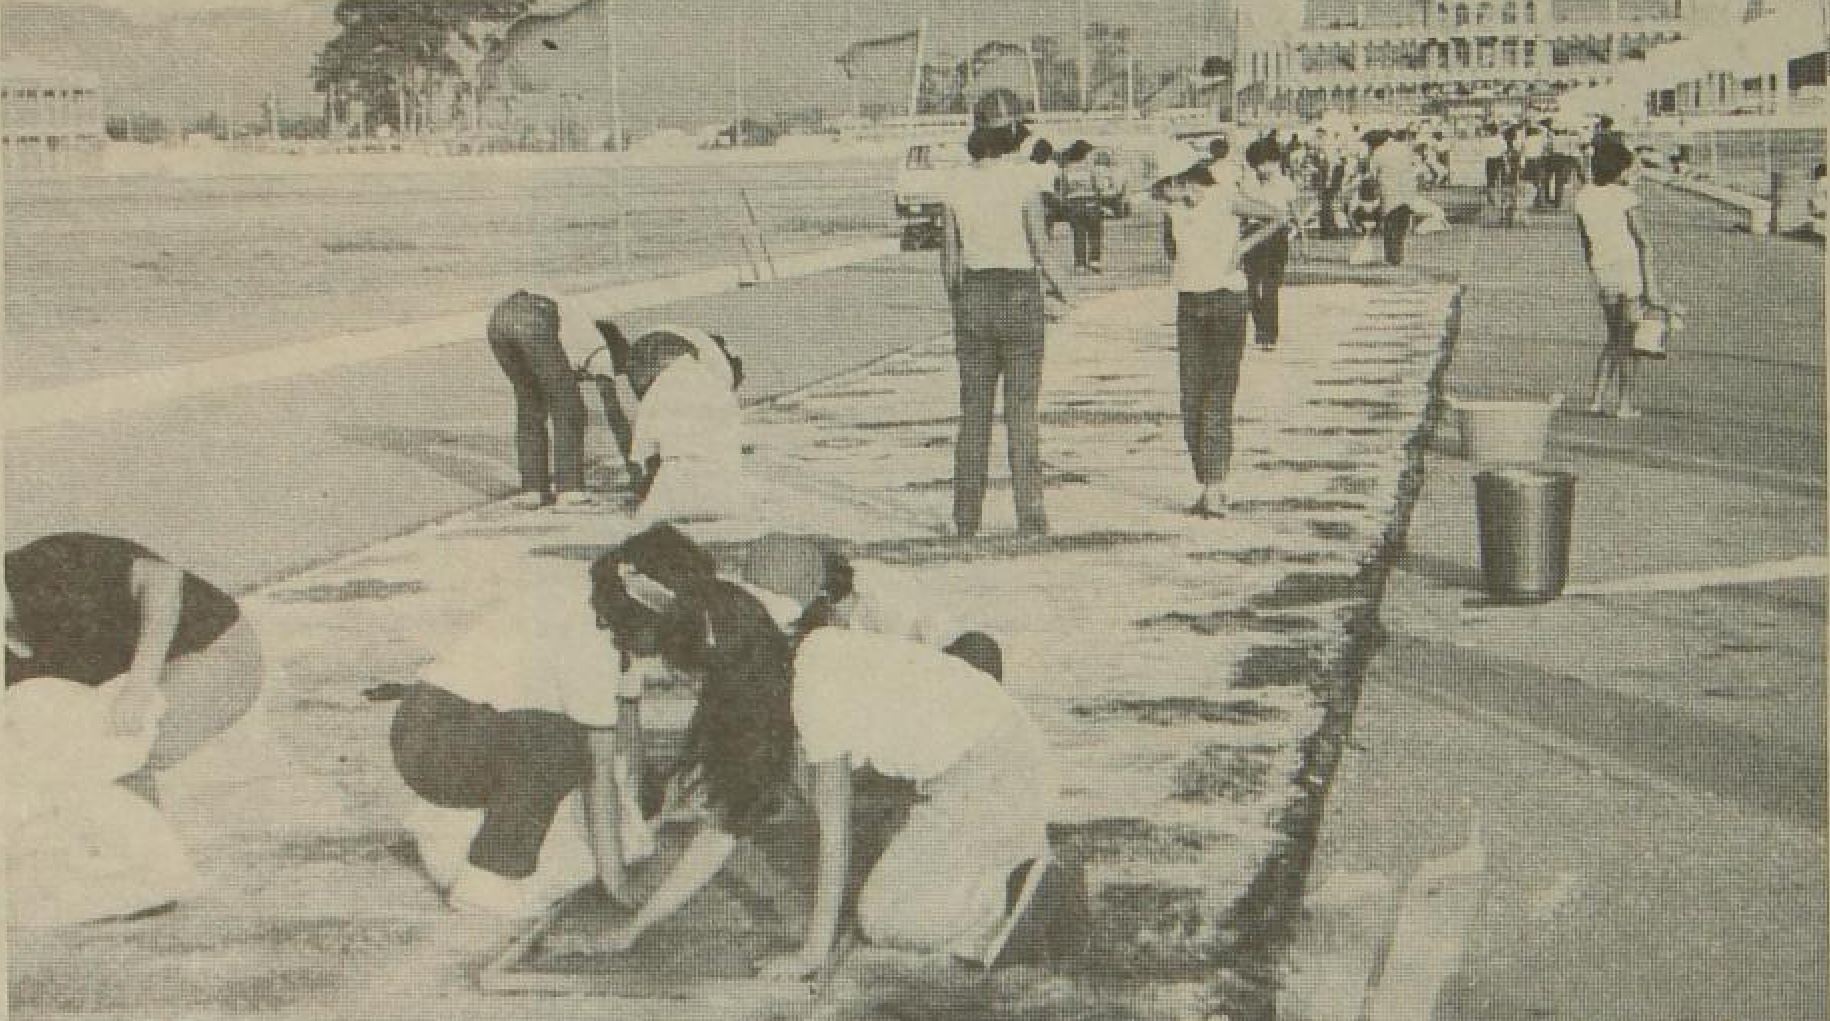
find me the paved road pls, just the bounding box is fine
[1311,184,1826,1020]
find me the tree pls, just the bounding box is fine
[104,112,169,144]
[313,0,529,135]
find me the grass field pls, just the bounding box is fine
[3,157,896,392]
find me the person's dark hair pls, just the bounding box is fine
[1030,138,1055,164]
[1502,124,1519,144]
[1597,115,1614,132]
[1590,138,1634,186]
[969,124,1024,160]
[590,528,797,838]
[966,125,997,161]
[1362,129,1389,148]
[628,332,695,397]
[1244,135,1282,169]
[1208,135,1230,160]
[1357,176,1381,203]
[1061,139,1094,164]
[785,550,856,642]
[1815,162,1826,179]
[1178,162,1217,189]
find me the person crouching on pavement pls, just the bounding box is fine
[368,553,660,919]
[625,325,752,528]
[738,532,1004,680]
[1153,140,1292,518]
[5,532,264,924]
[1242,135,1302,352]
[596,561,1066,979]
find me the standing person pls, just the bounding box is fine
[1057,140,1102,272]
[1542,121,1571,208]
[594,569,1066,978]
[1572,139,1674,419]
[1481,123,1507,206]
[5,532,263,923]
[488,290,592,509]
[1522,124,1548,209]
[1028,138,1067,238]
[1153,141,1289,518]
[1242,135,1301,352]
[1498,123,1525,226]
[1367,129,1420,266]
[1809,163,1826,238]
[939,90,1066,539]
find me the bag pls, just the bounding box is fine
[1631,307,1679,359]
[1348,233,1380,266]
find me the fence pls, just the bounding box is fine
[1638,125,1826,227]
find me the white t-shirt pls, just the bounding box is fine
[845,565,964,647]
[1523,133,1547,160]
[792,629,1023,782]
[420,583,627,727]
[630,356,744,471]
[1245,171,1301,213]
[946,158,1041,271]
[1480,135,1506,160]
[1572,183,1644,296]
[1167,178,1248,293]
[1370,142,1419,208]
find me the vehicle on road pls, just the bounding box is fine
[894,142,967,250]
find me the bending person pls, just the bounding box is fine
[595,562,1060,979]
[488,290,592,509]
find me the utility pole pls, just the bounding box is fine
[1078,0,1090,112]
[604,0,625,150]
[846,0,861,120]
[907,17,928,119]
[267,90,279,141]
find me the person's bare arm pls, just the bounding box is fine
[758,752,851,981]
[603,823,738,952]
[1021,195,1065,301]
[1625,206,1666,308]
[583,728,633,905]
[113,558,185,735]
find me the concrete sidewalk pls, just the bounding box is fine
[6,240,1456,1020]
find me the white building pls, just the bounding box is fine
[1,60,105,170]
[1235,0,1692,121]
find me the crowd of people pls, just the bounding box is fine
[8,86,1685,986]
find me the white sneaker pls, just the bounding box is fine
[619,812,657,864]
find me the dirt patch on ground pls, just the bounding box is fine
[1069,696,1287,726]
[269,578,427,603]
[1171,745,1280,804]
[1250,571,1364,609]
[1232,645,1330,691]
[1136,609,1321,636]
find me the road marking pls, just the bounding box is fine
[4,239,898,434]
[1565,554,1826,597]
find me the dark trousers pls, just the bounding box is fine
[1176,289,1251,485]
[1067,200,1103,267]
[586,375,635,464]
[1545,156,1574,207]
[389,685,590,880]
[1243,231,1289,347]
[487,295,587,497]
[1317,189,1342,236]
[1381,204,1414,267]
[953,269,1047,536]
[941,630,1003,682]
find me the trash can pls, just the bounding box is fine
[1473,468,1576,603]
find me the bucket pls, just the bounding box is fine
[1451,395,1562,464]
[1473,467,1576,603]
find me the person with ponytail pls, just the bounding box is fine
[600,527,1061,979]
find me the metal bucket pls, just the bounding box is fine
[1452,395,1563,465]
[1473,467,1576,603]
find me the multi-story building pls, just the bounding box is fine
[1235,0,1691,121]
[1,60,105,170]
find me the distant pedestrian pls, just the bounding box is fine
[488,290,592,509]
[940,94,1066,539]
[1573,139,1673,419]
[1810,163,1826,238]
[1366,129,1420,266]
[1242,136,1300,351]
[1152,141,1289,517]
[1057,140,1103,272]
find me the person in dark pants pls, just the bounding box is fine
[487,289,589,509]
[1057,140,1102,272]
[1366,129,1418,267]
[1153,141,1287,517]
[940,92,1066,539]
[1242,136,1299,350]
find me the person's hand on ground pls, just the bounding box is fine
[756,947,828,983]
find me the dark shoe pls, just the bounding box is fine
[984,856,1092,968]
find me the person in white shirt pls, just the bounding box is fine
[626,326,752,528]
[1153,140,1290,517]
[1572,139,1673,419]
[939,89,1067,539]
[596,567,1060,979]
[1242,136,1303,351]
[737,532,1003,679]
[372,555,651,919]
[1366,130,1421,266]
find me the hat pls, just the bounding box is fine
[1143,138,1203,185]
[740,533,829,607]
[972,87,1028,130]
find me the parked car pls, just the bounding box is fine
[894,142,968,250]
